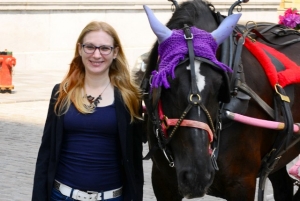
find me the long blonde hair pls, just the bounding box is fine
[55,21,142,122]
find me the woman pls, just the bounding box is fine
[32,21,144,201]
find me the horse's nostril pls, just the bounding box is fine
[207,171,213,181]
[179,168,214,187]
[179,170,196,185]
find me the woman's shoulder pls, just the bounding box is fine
[113,87,122,101]
[53,83,60,91]
[50,83,61,99]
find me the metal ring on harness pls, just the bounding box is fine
[162,148,175,167]
[245,21,257,31]
[189,94,201,105]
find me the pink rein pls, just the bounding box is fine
[226,111,300,134]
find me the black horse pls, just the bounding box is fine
[138,0,300,200]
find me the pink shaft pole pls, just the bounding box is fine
[225,111,300,134]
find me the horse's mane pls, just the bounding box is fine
[166,0,216,30]
[145,0,218,77]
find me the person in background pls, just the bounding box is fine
[32,21,144,201]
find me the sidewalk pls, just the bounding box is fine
[0,68,67,104]
[0,68,275,200]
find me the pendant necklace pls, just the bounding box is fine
[85,81,111,109]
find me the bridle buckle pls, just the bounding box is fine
[162,115,170,129]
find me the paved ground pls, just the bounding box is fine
[0,68,296,201]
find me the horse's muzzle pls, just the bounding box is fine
[177,167,214,198]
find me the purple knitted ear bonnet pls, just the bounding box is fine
[151,27,233,89]
[143,5,241,89]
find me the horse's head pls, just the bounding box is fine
[143,1,240,198]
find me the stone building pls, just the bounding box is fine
[0,0,286,70]
[279,0,300,10]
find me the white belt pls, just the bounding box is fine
[54,180,122,201]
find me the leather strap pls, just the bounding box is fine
[184,24,198,95]
[238,82,275,119]
[251,29,300,46]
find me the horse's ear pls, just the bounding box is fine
[218,72,231,103]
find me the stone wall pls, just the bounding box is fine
[0,0,281,70]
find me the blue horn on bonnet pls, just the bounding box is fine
[143,5,241,45]
[143,5,172,44]
[211,13,241,45]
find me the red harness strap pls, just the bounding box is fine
[244,37,300,88]
[158,100,213,142]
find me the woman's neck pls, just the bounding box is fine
[84,73,110,89]
[83,73,113,107]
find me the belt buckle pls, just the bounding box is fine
[87,191,98,201]
[76,191,98,201]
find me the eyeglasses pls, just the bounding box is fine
[81,44,114,55]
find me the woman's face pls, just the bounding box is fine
[79,30,118,76]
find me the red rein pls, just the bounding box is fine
[158,101,213,143]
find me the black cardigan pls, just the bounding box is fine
[32,84,144,201]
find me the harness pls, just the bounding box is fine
[218,19,300,201]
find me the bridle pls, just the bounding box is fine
[158,100,214,142]
[143,25,223,168]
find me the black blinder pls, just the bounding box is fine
[193,56,231,103]
[218,71,231,103]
